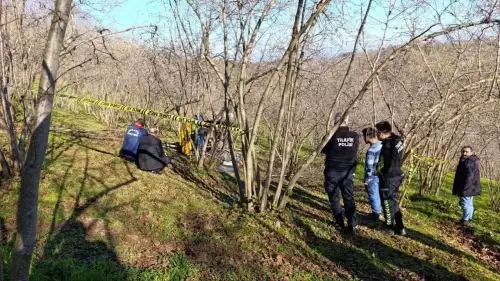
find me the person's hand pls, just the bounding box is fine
[365,177,372,185]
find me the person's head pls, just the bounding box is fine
[149,127,159,136]
[461,145,473,158]
[134,119,145,128]
[362,127,378,144]
[375,121,392,140]
[334,112,349,127]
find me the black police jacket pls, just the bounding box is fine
[322,127,359,171]
[380,133,404,178]
[136,135,168,171]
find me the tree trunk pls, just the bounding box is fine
[0,2,23,174]
[246,0,331,211]
[277,19,494,209]
[260,0,304,212]
[11,1,72,280]
[197,108,224,169]
[272,46,301,208]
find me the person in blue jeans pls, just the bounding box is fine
[362,127,383,221]
[453,146,481,226]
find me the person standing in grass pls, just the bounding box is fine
[375,121,406,236]
[362,127,383,221]
[452,146,481,226]
[322,113,359,234]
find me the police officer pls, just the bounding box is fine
[119,119,148,162]
[375,121,406,235]
[322,113,359,234]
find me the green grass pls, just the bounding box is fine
[0,110,499,281]
[28,252,199,281]
[51,109,106,131]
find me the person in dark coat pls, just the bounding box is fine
[119,119,148,162]
[452,146,481,225]
[375,121,406,236]
[136,128,171,174]
[322,113,359,234]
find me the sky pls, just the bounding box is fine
[81,0,483,59]
[94,0,160,29]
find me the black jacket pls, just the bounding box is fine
[453,155,481,197]
[136,135,169,171]
[322,127,359,171]
[380,133,404,178]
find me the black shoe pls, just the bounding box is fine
[329,220,345,232]
[459,219,471,226]
[335,225,345,232]
[376,225,395,235]
[395,228,406,236]
[345,226,359,235]
[371,213,382,221]
[330,224,345,240]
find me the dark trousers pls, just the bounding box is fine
[379,176,405,231]
[161,156,172,166]
[142,156,172,174]
[324,169,357,228]
[119,149,136,162]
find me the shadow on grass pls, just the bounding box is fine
[181,209,270,279]
[44,135,79,169]
[408,194,499,252]
[285,184,475,280]
[76,141,118,157]
[170,152,238,206]
[293,217,468,281]
[288,185,381,227]
[0,216,10,279]
[0,217,7,246]
[289,187,331,214]
[31,147,138,281]
[404,228,500,273]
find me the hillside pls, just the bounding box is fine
[0,110,498,281]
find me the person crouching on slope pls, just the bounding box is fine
[452,146,481,226]
[374,121,406,236]
[119,119,148,162]
[362,127,383,221]
[321,113,359,234]
[137,128,172,174]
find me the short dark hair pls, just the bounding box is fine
[135,118,145,126]
[362,127,377,139]
[375,121,392,134]
[462,145,473,151]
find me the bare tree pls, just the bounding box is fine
[11,0,73,280]
[278,17,500,209]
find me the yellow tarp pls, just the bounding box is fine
[179,123,192,156]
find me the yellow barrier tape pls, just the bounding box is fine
[57,94,243,133]
[410,151,451,165]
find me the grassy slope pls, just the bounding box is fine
[0,110,498,281]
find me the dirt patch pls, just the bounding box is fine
[455,225,500,271]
